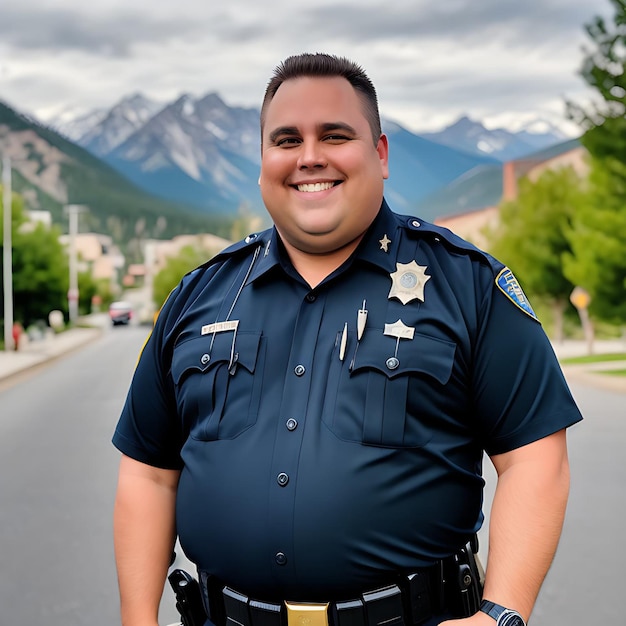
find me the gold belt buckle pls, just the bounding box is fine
[285,601,330,626]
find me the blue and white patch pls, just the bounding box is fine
[496,268,538,321]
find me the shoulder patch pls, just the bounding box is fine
[496,268,538,321]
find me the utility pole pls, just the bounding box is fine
[2,155,14,351]
[65,204,87,325]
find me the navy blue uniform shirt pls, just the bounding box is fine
[113,200,582,600]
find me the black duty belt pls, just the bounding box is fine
[200,541,483,626]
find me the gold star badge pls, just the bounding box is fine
[379,234,391,252]
[388,261,431,304]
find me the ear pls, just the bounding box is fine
[377,134,390,180]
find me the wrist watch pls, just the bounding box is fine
[479,600,527,626]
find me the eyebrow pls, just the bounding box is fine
[268,122,358,144]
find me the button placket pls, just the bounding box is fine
[267,289,326,580]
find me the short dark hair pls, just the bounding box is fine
[261,53,382,144]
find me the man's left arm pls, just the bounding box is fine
[441,429,571,625]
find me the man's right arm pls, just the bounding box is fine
[113,454,181,626]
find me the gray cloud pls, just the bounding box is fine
[0,1,604,55]
[0,0,613,132]
[0,7,207,56]
[239,0,603,49]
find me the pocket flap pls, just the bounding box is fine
[172,331,261,384]
[352,331,456,384]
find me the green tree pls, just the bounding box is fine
[78,269,98,316]
[563,157,626,323]
[1,189,69,326]
[565,1,626,325]
[568,0,626,167]
[486,167,585,340]
[153,244,218,310]
[12,222,69,326]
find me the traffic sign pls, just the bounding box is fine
[570,286,591,310]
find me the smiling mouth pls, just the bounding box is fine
[294,181,341,193]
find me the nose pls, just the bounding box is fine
[297,139,327,170]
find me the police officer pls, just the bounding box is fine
[113,53,583,626]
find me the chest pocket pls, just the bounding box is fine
[171,331,264,441]
[322,330,455,448]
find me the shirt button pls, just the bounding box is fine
[277,472,289,486]
[305,293,316,302]
[294,364,306,376]
[275,552,287,566]
[286,418,298,431]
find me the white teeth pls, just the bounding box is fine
[297,182,334,192]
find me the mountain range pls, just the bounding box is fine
[0,100,236,255]
[0,91,574,253]
[46,92,570,221]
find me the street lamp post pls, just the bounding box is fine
[65,204,87,325]
[2,155,14,351]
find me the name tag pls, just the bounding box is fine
[201,320,239,335]
[384,320,415,340]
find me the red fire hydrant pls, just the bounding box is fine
[12,321,23,351]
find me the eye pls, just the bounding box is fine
[276,137,301,147]
[323,134,350,143]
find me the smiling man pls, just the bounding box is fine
[259,71,388,285]
[113,53,583,626]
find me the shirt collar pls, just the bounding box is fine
[247,199,401,283]
[353,199,401,274]
[247,229,284,283]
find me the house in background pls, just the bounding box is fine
[421,139,589,249]
[58,232,125,289]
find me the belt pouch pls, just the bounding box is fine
[201,572,225,626]
[405,572,432,625]
[333,599,365,626]
[361,585,405,626]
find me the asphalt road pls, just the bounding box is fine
[0,324,183,626]
[0,325,623,625]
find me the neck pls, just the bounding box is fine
[282,237,363,288]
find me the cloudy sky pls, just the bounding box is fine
[0,0,613,136]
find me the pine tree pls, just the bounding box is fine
[565,0,626,326]
[568,0,626,166]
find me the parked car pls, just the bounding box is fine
[109,301,133,326]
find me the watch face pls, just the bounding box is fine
[500,613,525,626]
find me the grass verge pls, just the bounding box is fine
[560,353,626,365]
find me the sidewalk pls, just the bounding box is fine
[550,337,626,360]
[0,323,104,384]
[554,338,626,394]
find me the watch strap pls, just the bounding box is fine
[479,600,527,625]
[480,600,505,620]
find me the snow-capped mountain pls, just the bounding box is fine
[74,94,165,156]
[103,93,261,210]
[48,105,110,142]
[38,94,570,216]
[419,115,566,161]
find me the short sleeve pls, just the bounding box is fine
[112,289,184,469]
[471,273,583,456]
